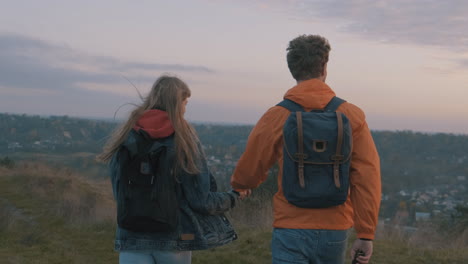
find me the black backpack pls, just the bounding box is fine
[115,129,179,232]
[277,97,353,208]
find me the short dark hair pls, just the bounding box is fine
[286,35,331,81]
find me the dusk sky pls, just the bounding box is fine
[1,0,467,134]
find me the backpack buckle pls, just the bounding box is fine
[330,155,344,161]
[312,140,327,152]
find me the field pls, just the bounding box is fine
[1,163,467,263]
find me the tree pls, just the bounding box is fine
[452,204,468,232]
[0,156,15,169]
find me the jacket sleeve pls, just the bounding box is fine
[348,111,381,240]
[109,148,124,201]
[180,168,238,215]
[231,106,290,189]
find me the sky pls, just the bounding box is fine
[0,0,467,134]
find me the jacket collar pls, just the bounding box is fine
[284,79,336,109]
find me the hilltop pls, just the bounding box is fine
[0,162,467,263]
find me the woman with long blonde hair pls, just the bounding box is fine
[99,75,239,264]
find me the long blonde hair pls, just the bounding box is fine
[98,75,202,174]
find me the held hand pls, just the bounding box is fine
[350,239,373,264]
[237,189,252,200]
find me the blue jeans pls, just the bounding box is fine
[119,250,192,264]
[271,228,348,264]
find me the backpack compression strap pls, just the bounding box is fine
[332,112,344,189]
[326,96,346,189]
[277,99,306,187]
[295,111,306,188]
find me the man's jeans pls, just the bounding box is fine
[271,228,348,264]
[119,250,191,264]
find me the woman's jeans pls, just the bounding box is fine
[119,250,192,264]
[271,228,348,264]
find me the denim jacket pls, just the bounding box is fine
[109,133,238,251]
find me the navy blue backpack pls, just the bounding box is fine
[277,97,352,208]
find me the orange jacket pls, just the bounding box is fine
[231,79,381,239]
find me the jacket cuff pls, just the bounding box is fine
[231,180,252,190]
[228,191,239,208]
[357,232,375,240]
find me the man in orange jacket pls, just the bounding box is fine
[231,35,381,264]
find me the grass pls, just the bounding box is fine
[4,152,108,180]
[193,227,272,264]
[370,238,468,264]
[192,228,468,264]
[0,163,467,263]
[0,164,118,263]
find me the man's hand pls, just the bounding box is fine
[350,239,373,264]
[236,189,252,200]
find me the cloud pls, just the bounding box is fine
[111,62,213,73]
[0,33,215,93]
[0,48,117,91]
[241,0,468,52]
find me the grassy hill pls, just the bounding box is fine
[0,163,116,263]
[1,163,467,263]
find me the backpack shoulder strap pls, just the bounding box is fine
[324,96,346,112]
[276,99,304,112]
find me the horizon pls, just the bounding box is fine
[2,110,468,136]
[1,0,467,134]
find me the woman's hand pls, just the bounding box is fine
[237,189,252,200]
